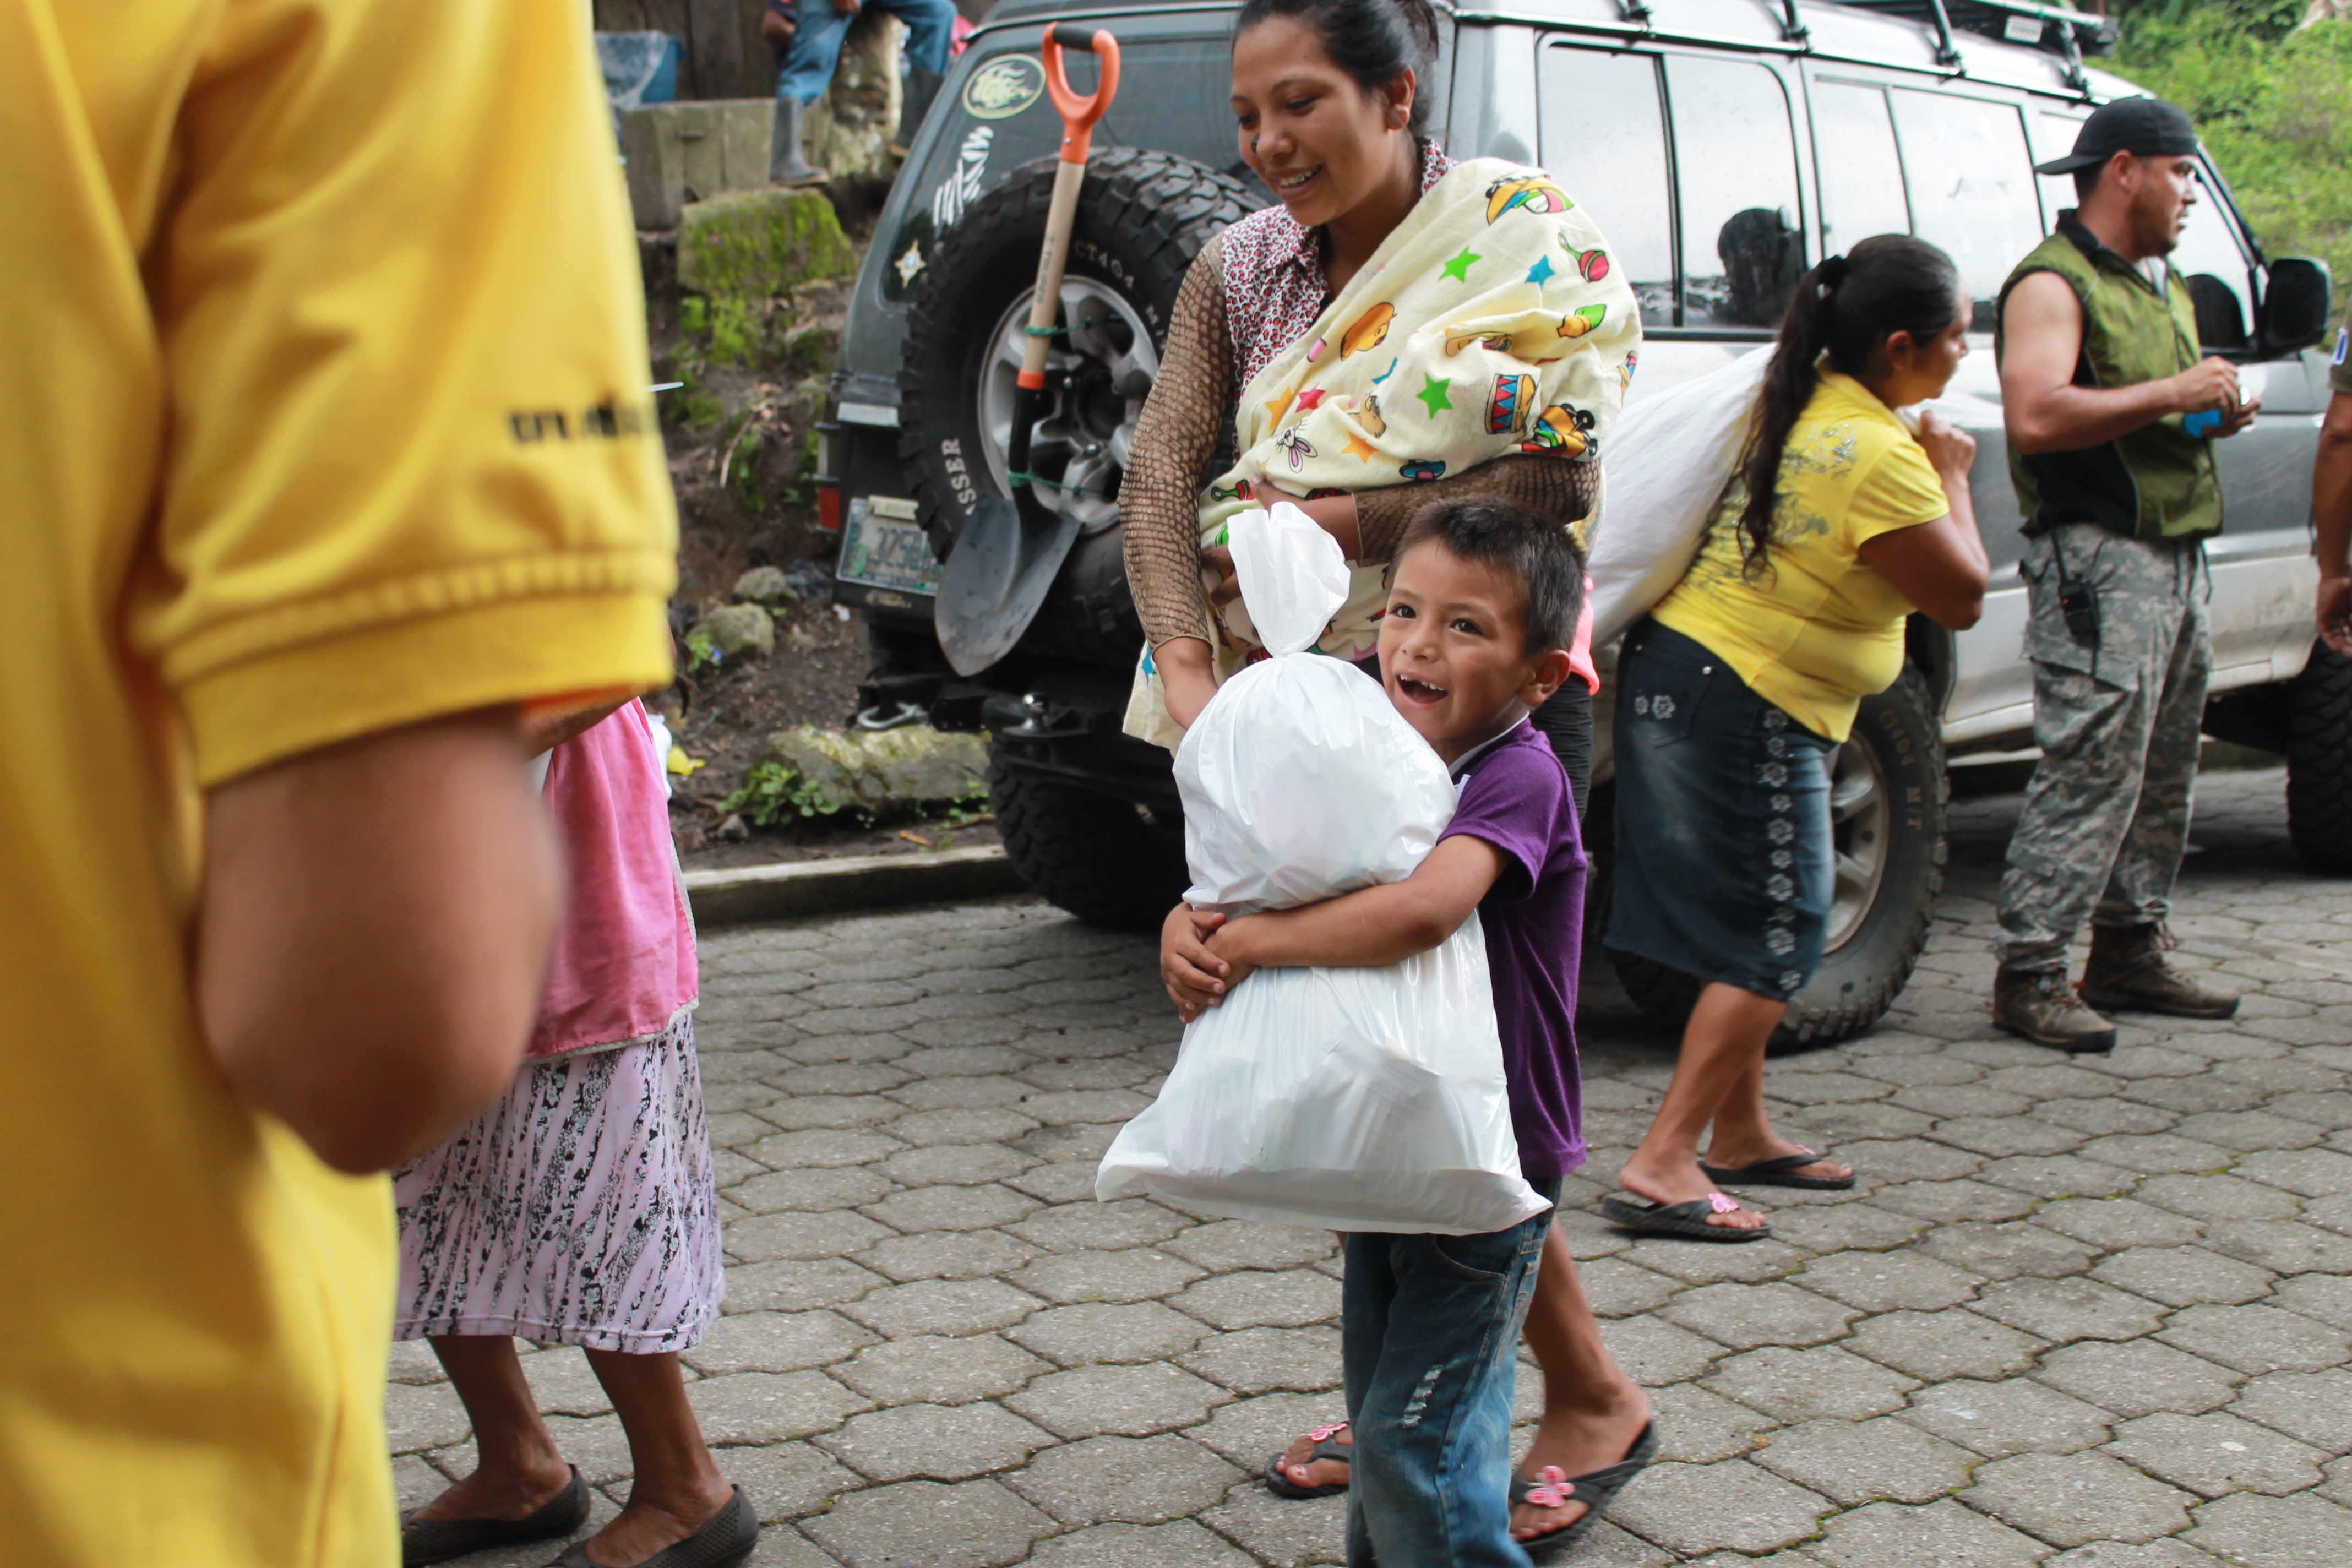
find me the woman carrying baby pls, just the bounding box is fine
[1118,0,1649,1548]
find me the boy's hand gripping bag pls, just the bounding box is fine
[1096,504,1550,1235]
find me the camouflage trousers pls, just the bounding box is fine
[1996,525,2212,976]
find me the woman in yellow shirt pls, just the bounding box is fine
[1601,235,1990,1240]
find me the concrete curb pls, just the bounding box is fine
[685,845,1026,927]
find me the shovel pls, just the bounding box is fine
[934,24,1123,677]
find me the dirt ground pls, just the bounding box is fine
[647,212,1002,873]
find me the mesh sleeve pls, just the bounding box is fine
[1355,456,1602,565]
[1121,242,1233,651]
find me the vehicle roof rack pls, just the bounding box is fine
[1833,0,2114,86]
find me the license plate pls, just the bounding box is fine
[837,498,942,596]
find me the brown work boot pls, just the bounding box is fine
[1993,967,2119,1054]
[2083,923,2241,1019]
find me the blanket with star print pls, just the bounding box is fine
[1123,158,1642,752]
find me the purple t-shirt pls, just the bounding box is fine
[1442,721,1588,1178]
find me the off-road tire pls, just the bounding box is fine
[1603,663,1947,1053]
[897,148,1252,667]
[989,752,1190,930]
[2287,642,2352,874]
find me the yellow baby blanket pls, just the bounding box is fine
[1124,158,1642,750]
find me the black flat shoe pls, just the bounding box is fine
[546,1485,760,1568]
[402,1466,589,1566]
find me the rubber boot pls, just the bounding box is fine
[1992,967,2119,1054]
[890,67,945,159]
[2082,922,2241,1019]
[769,97,825,188]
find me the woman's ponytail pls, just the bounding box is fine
[1733,234,1961,576]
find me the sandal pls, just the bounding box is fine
[1511,1421,1661,1559]
[1700,1146,1855,1190]
[1596,1191,1771,1242]
[1264,1420,1352,1499]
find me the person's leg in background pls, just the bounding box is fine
[874,0,960,155]
[1528,680,1592,821]
[770,0,854,186]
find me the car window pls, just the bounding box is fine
[1889,89,2040,328]
[2027,108,2086,231]
[1810,78,1911,258]
[2174,166,2257,347]
[1537,47,1674,328]
[1666,56,1804,330]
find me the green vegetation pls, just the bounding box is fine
[2111,1,2351,309]
[717,759,846,827]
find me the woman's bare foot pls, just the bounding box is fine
[1276,1421,1352,1491]
[1703,1134,1852,1184]
[1618,1152,1768,1231]
[1509,1393,1651,1543]
[578,1477,738,1567]
[409,1455,574,1523]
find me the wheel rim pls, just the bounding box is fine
[1824,734,1891,952]
[978,280,1158,536]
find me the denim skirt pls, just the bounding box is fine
[1608,620,1837,1001]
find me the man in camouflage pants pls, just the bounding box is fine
[1991,98,2249,1053]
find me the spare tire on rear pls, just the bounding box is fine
[895,147,1254,667]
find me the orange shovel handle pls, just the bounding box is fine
[1041,25,1120,164]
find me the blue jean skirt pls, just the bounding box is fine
[1608,619,1837,1001]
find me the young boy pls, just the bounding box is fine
[1162,498,1611,1566]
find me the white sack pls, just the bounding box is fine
[1097,504,1549,1235]
[1587,349,1771,647]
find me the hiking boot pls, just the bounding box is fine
[890,67,945,159]
[2083,922,2241,1019]
[1993,967,2119,1054]
[769,97,825,187]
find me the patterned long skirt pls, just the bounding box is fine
[393,1011,723,1353]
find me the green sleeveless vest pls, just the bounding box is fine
[1995,212,2222,542]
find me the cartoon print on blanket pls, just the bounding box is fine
[1122,157,1641,752]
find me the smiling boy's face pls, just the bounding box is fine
[1378,540,1571,763]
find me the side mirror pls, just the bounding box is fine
[2256,257,2334,358]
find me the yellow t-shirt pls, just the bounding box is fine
[1652,371,1949,741]
[1,5,677,1564]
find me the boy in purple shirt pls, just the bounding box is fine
[1163,498,1652,1566]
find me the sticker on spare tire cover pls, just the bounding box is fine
[962,55,1044,120]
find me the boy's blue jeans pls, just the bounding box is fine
[1343,1180,1561,1568]
[774,0,957,106]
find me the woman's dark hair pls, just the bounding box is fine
[1733,233,1962,575]
[1232,0,1440,135]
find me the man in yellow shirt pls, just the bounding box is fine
[1,4,678,1563]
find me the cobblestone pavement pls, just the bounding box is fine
[388,765,2352,1567]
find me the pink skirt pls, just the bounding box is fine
[393,1011,723,1353]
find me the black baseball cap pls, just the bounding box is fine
[2033,95,2200,175]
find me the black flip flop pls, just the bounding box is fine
[545,1484,759,1568]
[1700,1147,1856,1190]
[1512,1420,1662,1560]
[401,1466,589,1566]
[1264,1420,1352,1499]
[1596,1193,1771,1242]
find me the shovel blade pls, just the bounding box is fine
[934,491,1082,676]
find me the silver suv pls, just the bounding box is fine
[818,0,2342,1045]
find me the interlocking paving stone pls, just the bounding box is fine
[2135,1173,2301,1223]
[1659,1281,1856,1350]
[1176,1327,1343,1397]
[719,1440,863,1521]
[816,1401,1055,1482]
[2224,1365,2352,1449]
[859,1183,1040,1233]
[801,1478,1056,1568]
[2198,1218,2352,1275]
[1194,1480,1349,1567]
[1917,1219,2100,1281]
[732,1167,900,1214]
[2088,1246,2274,1308]
[1019,1519,1259,1567]
[1597,1317,1733,1386]
[1646,1382,1772,1463]
[827,1333,1050,1406]
[2034,1338,2244,1417]
[2158,1302,2350,1375]
[727,1257,891,1314]
[1963,1450,2195,1547]
[856,1228,1043,1283]
[1702,1345,1920,1423]
[1751,1416,1978,1505]
[384,1381,470,1452]
[1161,1221,1337,1274]
[1845,1309,2046,1381]
[684,1311,879,1377]
[1602,1458,1832,1555]
[1970,1276,2170,1342]
[1795,1249,1983,1311]
[1169,1270,1342,1330]
[1807,1497,2049,1568]
[1898,1375,2114,1457]
[2103,1410,2328,1497]
[1004,1363,1229,1439]
[1007,1434,1246,1526]
[1872,1178,2040,1224]
[2033,1197,2206,1250]
[2044,1542,2229,1567]
[2184,1489,2352,1568]
[835,1278,1043,1338]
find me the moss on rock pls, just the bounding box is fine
[761,725,988,814]
[678,189,858,303]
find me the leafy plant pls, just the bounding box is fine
[682,625,721,675]
[717,759,843,827]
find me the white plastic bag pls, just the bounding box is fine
[1097,504,1549,1235]
[1587,349,1772,647]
